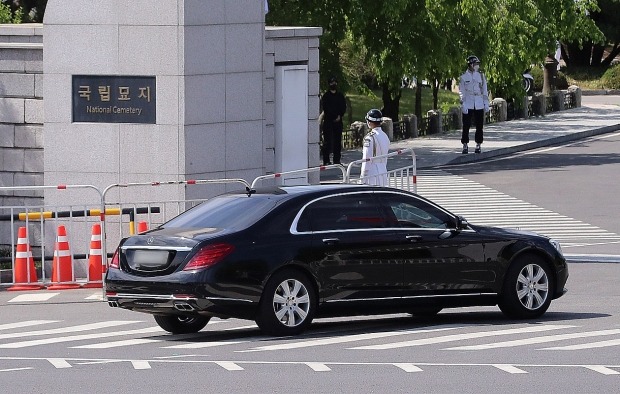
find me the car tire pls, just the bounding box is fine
[498,254,554,319]
[256,269,316,336]
[153,315,210,334]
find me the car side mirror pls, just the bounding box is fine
[456,215,469,230]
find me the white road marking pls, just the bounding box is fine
[240,326,462,352]
[131,361,151,370]
[394,363,423,372]
[0,320,59,331]
[1,356,619,374]
[164,340,248,349]
[417,170,620,247]
[9,293,59,303]
[493,364,528,374]
[350,325,575,350]
[542,338,620,351]
[0,326,163,348]
[445,329,620,350]
[584,365,620,375]
[71,338,161,349]
[306,362,331,372]
[216,361,244,371]
[0,367,33,372]
[85,293,104,300]
[48,358,72,369]
[0,320,142,340]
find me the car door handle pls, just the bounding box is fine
[322,238,340,245]
[406,235,422,242]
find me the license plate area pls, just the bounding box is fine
[126,249,173,272]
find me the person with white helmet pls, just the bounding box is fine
[459,55,490,154]
[361,109,390,186]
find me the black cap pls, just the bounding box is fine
[328,76,337,83]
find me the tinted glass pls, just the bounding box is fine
[162,195,277,229]
[378,192,453,229]
[299,193,388,231]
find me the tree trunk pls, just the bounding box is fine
[415,86,422,120]
[601,43,620,67]
[592,44,605,66]
[564,42,593,67]
[381,82,401,122]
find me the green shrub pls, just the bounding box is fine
[0,3,23,23]
[530,67,544,92]
[601,64,620,89]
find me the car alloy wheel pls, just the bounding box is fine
[256,269,316,336]
[499,255,554,319]
[153,315,210,334]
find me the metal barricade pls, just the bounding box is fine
[251,165,347,188]
[344,148,417,193]
[0,184,104,289]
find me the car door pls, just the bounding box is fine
[297,192,403,301]
[375,191,492,297]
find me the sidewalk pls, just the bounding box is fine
[328,99,620,172]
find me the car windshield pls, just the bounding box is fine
[162,194,277,230]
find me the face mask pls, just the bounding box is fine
[473,65,480,72]
[329,83,337,89]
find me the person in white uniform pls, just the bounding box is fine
[361,109,390,186]
[459,55,490,154]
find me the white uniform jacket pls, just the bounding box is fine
[360,127,390,186]
[459,70,489,114]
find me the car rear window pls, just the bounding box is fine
[162,195,277,229]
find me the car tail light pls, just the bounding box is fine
[183,243,235,271]
[109,249,120,269]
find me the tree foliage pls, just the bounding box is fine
[564,0,620,67]
[268,0,602,121]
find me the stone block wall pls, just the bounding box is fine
[0,24,44,207]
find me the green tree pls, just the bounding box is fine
[564,0,620,67]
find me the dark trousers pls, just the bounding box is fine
[461,109,484,144]
[322,121,343,164]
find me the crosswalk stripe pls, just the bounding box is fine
[71,338,161,349]
[542,338,620,351]
[445,329,620,350]
[349,325,575,350]
[0,321,142,340]
[0,326,163,348]
[415,170,620,246]
[240,325,462,352]
[164,340,248,349]
[0,320,59,331]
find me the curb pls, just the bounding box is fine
[436,123,620,168]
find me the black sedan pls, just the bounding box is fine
[105,184,568,336]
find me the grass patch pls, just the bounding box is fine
[345,87,461,123]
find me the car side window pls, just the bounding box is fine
[300,193,388,232]
[378,193,453,229]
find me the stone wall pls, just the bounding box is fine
[0,24,44,207]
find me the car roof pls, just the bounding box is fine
[223,184,402,201]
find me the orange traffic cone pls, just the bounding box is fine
[47,225,80,290]
[8,227,44,291]
[137,221,148,233]
[82,223,103,288]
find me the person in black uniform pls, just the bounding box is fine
[320,76,347,165]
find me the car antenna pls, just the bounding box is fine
[245,187,256,197]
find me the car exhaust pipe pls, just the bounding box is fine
[174,302,195,311]
[108,301,119,307]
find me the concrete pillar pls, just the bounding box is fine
[43,0,266,205]
[381,118,394,141]
[568,85,582,107]
[492,98,508,122]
